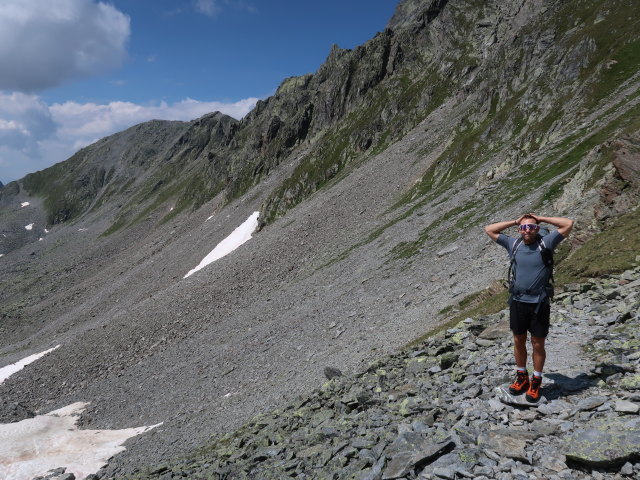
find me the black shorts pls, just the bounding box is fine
[510,300,550,338]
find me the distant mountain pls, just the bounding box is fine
[0,0,638,477]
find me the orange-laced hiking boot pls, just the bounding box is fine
[508,370,530,395]
[525,375,543,402]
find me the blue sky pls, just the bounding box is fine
[0,0,398,184]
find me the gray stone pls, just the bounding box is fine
[529,420,558,436]
[360,455,386,480]
[564,416,640,466]
[439,353,459,370]
[432,466,455,479]
[324,366,343,379]
[478,319,510,340]
[615,400,640,413]
[576,396,608,411]
[353,437,378,449]
[620,461,634,475]
[436,244,458,257]
[488,398,506,412]
[473,465,493,476]
[477,431,528,462]
[537,399,572,416]
[382,438,454,479]
[496,385,545,408]
[539,454,568,473]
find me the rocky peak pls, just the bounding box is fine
[386,0,449,30]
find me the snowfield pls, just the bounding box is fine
[0,346,60,384]
[184,211,260,278]
[0,348,160,480]
[0,403,160,480]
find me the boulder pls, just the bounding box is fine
[564,416,640,467]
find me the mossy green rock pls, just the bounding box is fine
[564,416,640,467]
[619,374,640,390]
[451,331,468,345]
[439,352,459,370]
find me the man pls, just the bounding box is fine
[484,213,574,402]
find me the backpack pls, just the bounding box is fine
[506,228,554,305]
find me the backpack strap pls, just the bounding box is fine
[507,238,524,303]
[510,238,524,260]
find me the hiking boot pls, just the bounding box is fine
[508,370,530,395]
[525,375,543,402]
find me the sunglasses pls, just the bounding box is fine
[518,224,540,232]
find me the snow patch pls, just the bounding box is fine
[24,224,33,231]
[0,254,4,258]
[0,402,161,480]
[78,228,88,232]
[206,215,214,221]
[0,346,60,384]
[20,202,30,207]
[184,211,259,278]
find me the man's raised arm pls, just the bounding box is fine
[484,217,522,242]
[530,214,574,237]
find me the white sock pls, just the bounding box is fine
[533,371,542,378]
[517,367,527,373]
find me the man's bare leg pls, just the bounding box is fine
[531,336,546,373]
[513,334,528,369]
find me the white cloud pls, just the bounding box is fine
[0,92,56,152]
[194,0,257,17]
[195,0,221,17]
[0,94,259,183]
[0,0,130,92]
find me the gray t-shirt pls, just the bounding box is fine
[497,230,564,303]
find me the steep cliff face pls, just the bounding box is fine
[0,0,639,477]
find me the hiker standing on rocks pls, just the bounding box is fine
[484,213,574,402]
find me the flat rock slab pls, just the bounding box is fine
[477,430,528,462]
[576,395,608,411]
[496,385,546,407]
[382,437,455,479]
[478,318,510,340]
[564,416,640,467]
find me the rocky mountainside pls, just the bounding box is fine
[120,266,640,480]
[1,0,639,478]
